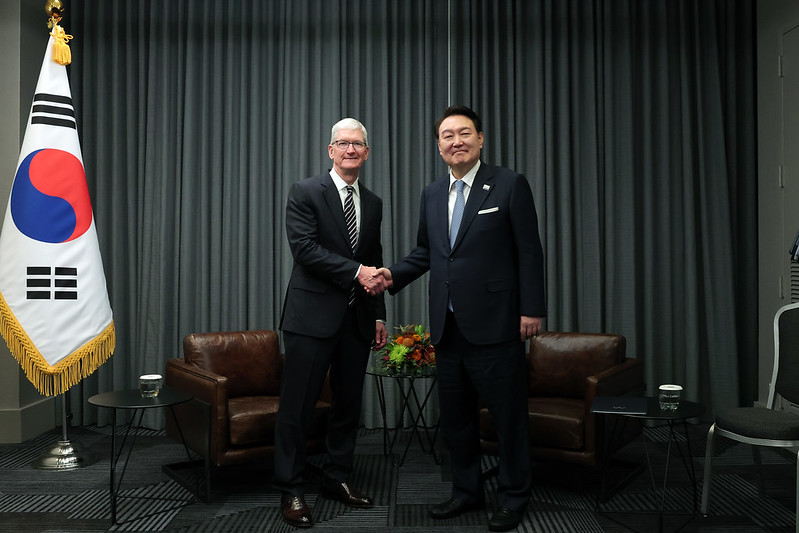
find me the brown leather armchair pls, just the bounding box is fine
[165,330,330,477]
[480,331,644,467]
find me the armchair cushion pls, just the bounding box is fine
[228,396,280,446]
[528,397,585,450]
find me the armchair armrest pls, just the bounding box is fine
[165,358,230,465]
[166,358,229,406]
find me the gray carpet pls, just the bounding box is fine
[0,422,795,532]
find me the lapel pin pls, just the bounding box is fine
[483,184,490,191]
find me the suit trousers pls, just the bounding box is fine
[436,310,532,511]
[274,307,372,496]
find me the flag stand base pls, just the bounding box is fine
[31,393,95,470]
[31,438,94,470]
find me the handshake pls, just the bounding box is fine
[357,266,393,296]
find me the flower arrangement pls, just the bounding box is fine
[379,324,436,374]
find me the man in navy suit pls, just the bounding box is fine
[275,118,389,528]
[378,106,546,532]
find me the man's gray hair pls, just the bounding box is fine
[330,118,369,146]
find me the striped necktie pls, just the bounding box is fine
[344,186,357,305]
[344,186,357,251]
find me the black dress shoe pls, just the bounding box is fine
[321,481,374,508]
[488,507,524,532]
[429,497,485,519]
[281,494,313,528]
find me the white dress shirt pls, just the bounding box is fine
[448,160,480,233]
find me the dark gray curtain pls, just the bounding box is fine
[66,0,756,427]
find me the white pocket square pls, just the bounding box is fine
[478,207,499,214]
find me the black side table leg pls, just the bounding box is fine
[596,415,620,509]
[406,379,427,451]
[109,408,117,525]
[639,430,666,533]
[110,407,145,526]
[373,375,389,456]
[645,420,699,533]
[413,377,439,462]
[670,419,699,514]
[391,383,415,466]
[659,428,675,532]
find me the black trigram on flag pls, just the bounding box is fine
[31,93,76,130]
[26,266,78,300]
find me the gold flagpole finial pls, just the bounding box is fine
[45,0,72,66]
[45,0,64,27]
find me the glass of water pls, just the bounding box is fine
[139,374,162,398]
[658,384,682,410]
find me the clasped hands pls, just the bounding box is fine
[357,266,393,295]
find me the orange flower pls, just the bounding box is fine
[401,336,415,347]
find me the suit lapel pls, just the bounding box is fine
[451,163,494,250]
[321,175,353,254]
[358,185,377,253]
[432,178,451,253]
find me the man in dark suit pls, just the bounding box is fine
[275,118,389,528]
[377,106,546,532]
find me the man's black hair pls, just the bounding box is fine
[433,105,483,138]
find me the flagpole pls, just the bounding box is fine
[25,1,93,470]
[31,390,95,470]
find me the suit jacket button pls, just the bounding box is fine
[448,257,454,262]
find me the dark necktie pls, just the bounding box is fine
[344,186,357,306]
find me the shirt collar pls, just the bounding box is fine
[449,160,481,191]
[330,169,359,195]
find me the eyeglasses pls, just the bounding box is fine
[332,140,367,151]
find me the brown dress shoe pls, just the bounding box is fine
[321,481,374,508]
[281,494,313,528]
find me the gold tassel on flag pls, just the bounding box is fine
[50,23,72,66]
[0,292,115,396]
